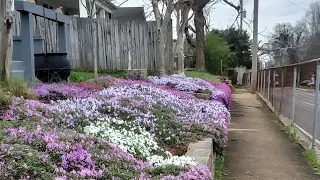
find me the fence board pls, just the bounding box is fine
[13,12,173,73]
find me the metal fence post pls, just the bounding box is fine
[312,62,320,148]
[268,70,271,100]
[257,71,260,92]
[291,66,297,125]
[260,71,263,93]
[263,70,266,96]
[272,70,276,106]
[280,68,285,114]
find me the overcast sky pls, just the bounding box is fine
[119,0,315,42]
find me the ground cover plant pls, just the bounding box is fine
[0,74,231,179]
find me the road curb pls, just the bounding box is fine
[186,138,217,177]
[257,92,320,161]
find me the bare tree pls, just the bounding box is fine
[174,0,193,74]
[0,0,13,81]
[260,23,306,66]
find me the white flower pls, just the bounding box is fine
[84,117,198,167]
[147,155,197,167]
[84,118,161,158]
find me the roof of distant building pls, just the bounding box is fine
[112,7,145,21]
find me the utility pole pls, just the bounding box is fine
[250,0,259,93]
[239,0,243,31]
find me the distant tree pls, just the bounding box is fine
[217,28,252,69]
[303,2,320,60]
[205,31,231,75]
[185,0,239,72]
[260,22,306,65]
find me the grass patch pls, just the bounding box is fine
[282,125,299,144]
[184,70,218,82]
[0,79,34,117]
[214,154,225,180]
[0,79,33,99]
[70,71,125,82]
[304,150,320,174]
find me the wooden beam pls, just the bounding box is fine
[14,1,70,24]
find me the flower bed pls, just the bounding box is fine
[0,74,231,179]
[147,75,231,108]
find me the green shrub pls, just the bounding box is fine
[70,71,85,82]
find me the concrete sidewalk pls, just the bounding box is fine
[224,92,319,180]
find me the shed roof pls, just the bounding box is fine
[112,7,145,21]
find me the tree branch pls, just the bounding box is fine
[80,0,90,15]
[188,25,196,33]
[185,25,195,48]
[188,11,195,21]
[117,0,130,7]
[221,0,240,12]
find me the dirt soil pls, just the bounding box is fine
[224,91,320,180]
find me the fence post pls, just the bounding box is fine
[272,70,276,106]
[297,66,300,87]
[257,71,260,92]
[260,71,263,94]
[280,68,285,114]
[263,70,266,96]
[291,66,297,125]
[312,62,320,148]
[268,70,271,100]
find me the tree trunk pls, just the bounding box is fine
[174,4,191,75]
[176,29,185,74]
[194,8,206,72]
[152,0,173,76]
[157,28,166,76]
[0,0,13,82]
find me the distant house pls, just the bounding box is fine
[13,0,146,20]
[112,7,145,21]
[13,0,117,19]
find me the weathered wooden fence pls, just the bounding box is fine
[13,12,173,73]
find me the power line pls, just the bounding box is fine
[284,0,308,10]
[230,13,240,28]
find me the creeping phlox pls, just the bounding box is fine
[84,117,198,167]
[0,74,230,179]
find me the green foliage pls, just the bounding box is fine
[214,28,252,69]
[205,32,231,75]
[304,150,320,174]
[282,125,299,143]
[0,79,33,99]
[0,144,56,179]
[70,71,85,82]
[214,154,225,180]
[0,79,34,117]
[94,159,140,179]
[0,89,12,117]
[144,165,187,177]
[70,71,125,82]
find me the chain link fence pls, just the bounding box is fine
[258,59,320,148]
